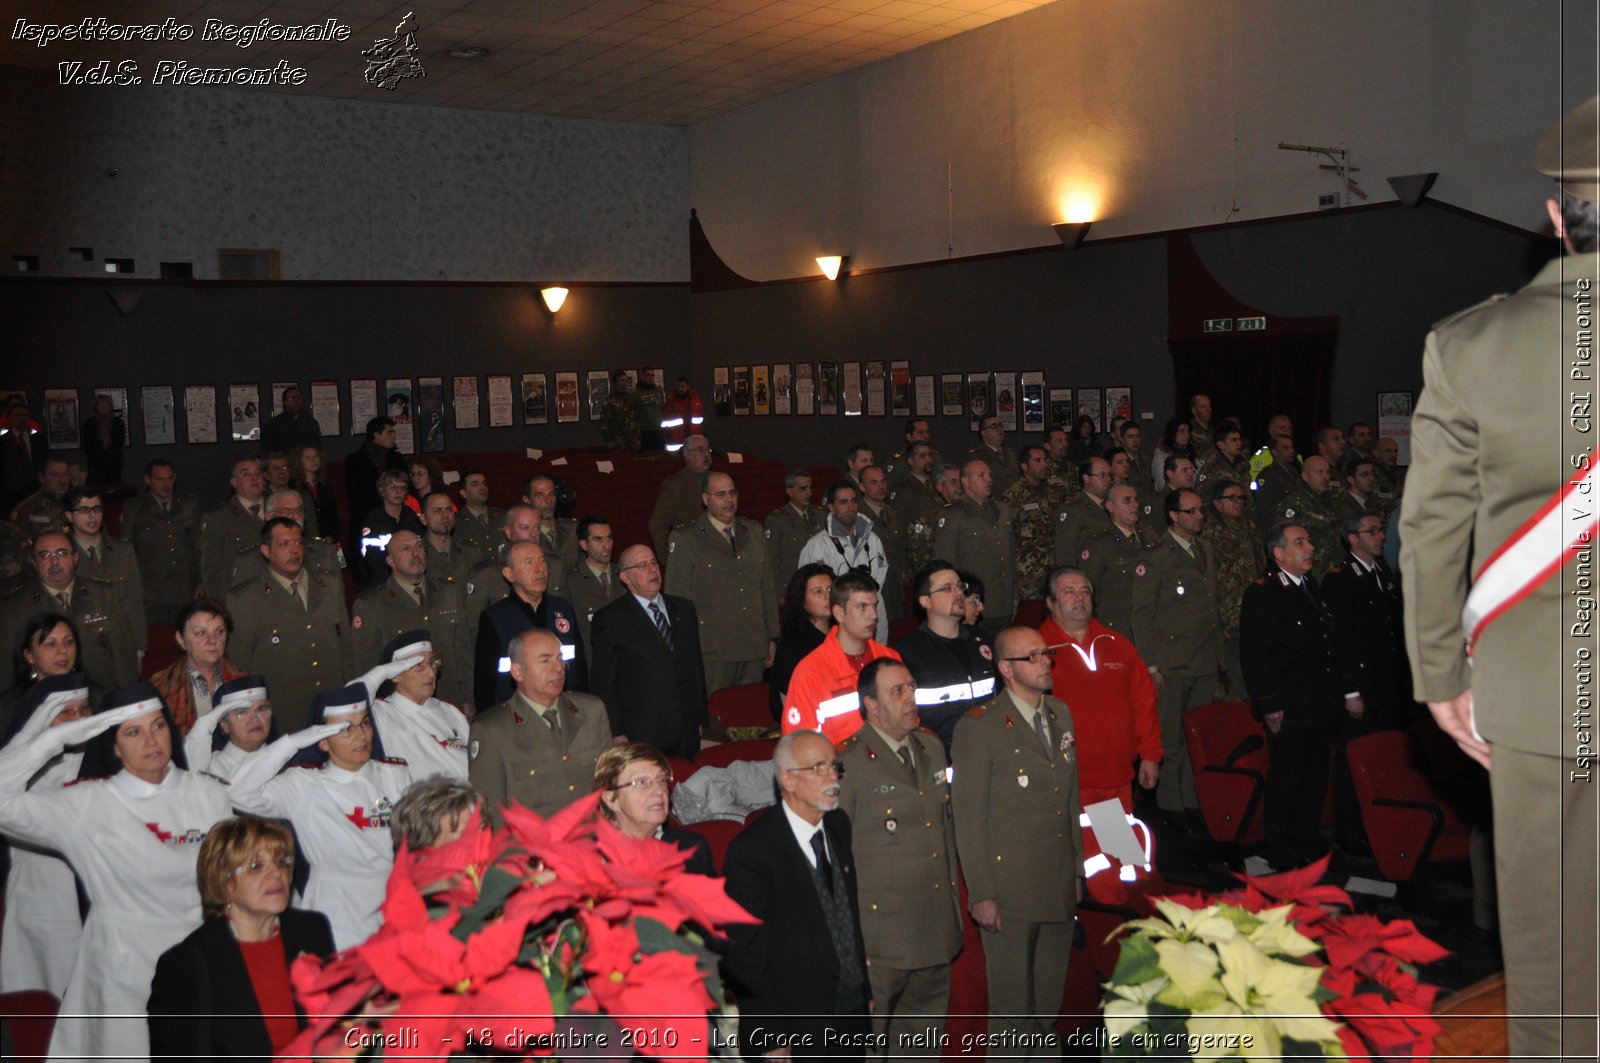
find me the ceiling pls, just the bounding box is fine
[2,0,1052,124]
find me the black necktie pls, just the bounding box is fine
[811,831,833,888]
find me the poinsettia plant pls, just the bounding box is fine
[1102,857,1448,1060]
[280,792,756,1061]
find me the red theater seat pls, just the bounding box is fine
[1184,701,1268,845]
[1347,729,1474,882]
[707,683,773,730]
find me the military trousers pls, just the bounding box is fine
[981,917,1070,1058]
[1155,670,1217,812]
[1491,745,1598,1062]
[1262,700,1336,868]
[866,962,952,1059]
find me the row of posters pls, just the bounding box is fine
[708,364,1131,434]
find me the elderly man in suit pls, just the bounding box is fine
[837,659,961,1058]
[724,729,872,1060]
[590,543,708,759]
[953,626,1083,1058]
[467,628,611,818]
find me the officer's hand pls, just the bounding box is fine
[1136,759,1160,790]
[46,702,152,751]
[1263,710,1284,734]
[764,639,777,669]
[294,721,350,749]
[1427,692,1490,769]
[970,898,1002,933]
[1149,668,1166,696]
[1344,695,1365,720]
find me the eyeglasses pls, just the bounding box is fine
[928,582,966,597]
[1218,494,1245,503]
[1085,472,1112,480]
[34,548,72,561]
[612,773,672,792]
[621,559,661,572]
[226,704,273,720]
[1003,648,1058,664]
[234,855,295,877]
[1176,506,1204,514]
[786,760,845,778]
[70,505,103,514]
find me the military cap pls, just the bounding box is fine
[1536,95,1600,199]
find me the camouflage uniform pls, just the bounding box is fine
[1077,523,1160,637]
[1251,462,1300,534]
[1371,463,1403,522]
[1045,462,1080,506]
[1000,477,1061,601]
[1194,452,1250,501]
[1200,510,1263,696]
[600,392,640,451]
[0,520,32,594]
[1272,484,1341,579]
[9,490,66,540]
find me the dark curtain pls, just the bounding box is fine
[1168,330,1336,453]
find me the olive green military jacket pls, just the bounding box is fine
[200,497,264,598]
[351,575,474,709]
[665,514,780,664]
[1131,532,1225,676]
[121,493,201,617]
[0,576,141,694]
[467,691,611,818]
[226,569,352,734]
[934,497,1018,624]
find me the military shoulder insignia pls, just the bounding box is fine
[966,705,988,718]
[1080,548,1090,560]
[765,527,771,539]
[936,517,947,529]
[352,614,363,629]
[377,755,408,766]
[1058,512,1068,522]
[1284,508,1295,518]
[470,739,480,759]
[1135,563,1147,576]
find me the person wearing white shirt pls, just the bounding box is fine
[797,480,890,643]
[182,673,279,782]
[361,630,470,781]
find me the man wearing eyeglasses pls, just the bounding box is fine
[63,486,148,664]
[0,529,142,695]
[837,659,961,1059]
[952,626,1082,1056]
[1131,490,1225,824]
[1200,479,1264,694]
[893,560,996,757]
[1053,457,1115,575]
[724,729,872,1059]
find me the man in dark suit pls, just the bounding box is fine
[1240,522,1354,870]
[590,543,708,759]
[724,729,872,1060]
[0,401,46,512]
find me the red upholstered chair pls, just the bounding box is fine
[680,817,743,872]
[707,683,774,730]
[665,756,698,788]
[1184,701,1269,845]
[0,990,60,1063]
[1347,729,1474,882]
[693,738,777,770]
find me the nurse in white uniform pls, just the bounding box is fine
[361,629,471,781]
[0,682,232,1063]
[182,674,279,781]
[0,673,92,997]
[226,681,413,949]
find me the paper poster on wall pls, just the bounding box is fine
[1049,388,1075,429]
[488,375,515,427]
[841,362,863,417]
[451,377,480,430]
[228,384,261,442]
[817,363,840,416]
[1378,391,1413,464]
[796,363,816,416]
[184,385,218,444]
[385,378,414,454]
[915,375,936,417]
[941,375,963,417]
[712,367,732,417]
[43,388,80,449]
[752,365,770,415]
[1021,371,1046,432]
[587,370,611,421]
[731,366,751,416]
[992,372,1018,432]
[1104,386,1132,428]
[966,374,991,431]
[1076,387,1103,432]
[864,361,886,417]
[349,379,379,435]
[416,377,445,453]
[772,363,792,416]
[521,374,548,425]
[555,372,580,423]
[890,361,912,417]
[269,382,295,418]
[310,380,340,436]
[142,386,175,445]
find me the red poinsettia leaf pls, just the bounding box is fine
[580,912,641,982]
[468,966,558,1045]
[462,911,533,986]
[359,920,467,996]
[1335,1023,1376,1062]
[1319,965,1359,998]
[379,847,447,934]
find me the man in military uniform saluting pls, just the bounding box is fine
[837,659,962,1059]
[0,530,142,694]
[952,626,1082,1057]
[934,459,1018,634]
[1401,96,1600,1061]
[352,528,474,714]
[199,456,266,597]
[227,517,353,734]
[121,459,202,624]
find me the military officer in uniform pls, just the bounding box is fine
[524,474,579,593]
[1001,445,1063,601]
[461,505,549,640]
[952,627,1082,1057]
[120,459,201,625]
[648,434,711,561]
[9,454,70,536]
[1041,427,1080,502]
[1370,437,1404,517]
[453,470,504,561]
[1187,393,1215,458]
[665,471,780,695]
[563,516,623,669]
[1054,456,1115,577]
[894,455,952,579]
[858,465,909,622]
[63,488,146,646]
[967,415,1018,495]
[763,469,824,594]
[473,539,585,707]
[1131,490,1225,819]
[887,441,939,506]
[837,658,962,1059]
[467,628,611,818]
[1078,483,1160,636]
[229,490,340,586]
[351,528,474,713]
[1240,523,1350,871]
[421,489,483,586]
[1332,456,1382,528]
[226,517,353,734]
[0,530,142,694]
[199,456,266,597]
[881,417,931,482]
[1194,425,1250,500]
[1400,97,1600,1060]
[1200,479,1263,694]
[934,460,1017,634]
[1250,435,1300,532]
[1271,456,1341,578]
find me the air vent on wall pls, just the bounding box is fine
[217,248,282,280]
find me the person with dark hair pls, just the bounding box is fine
[782,571,900,745]
[1194,424,1250,501]
[594,741,714,876]
[147,599,242,734]
[352,528,474,713]
[148,816,335,1061]
[1066,414,1098,466]
[81,393,126,485]
[763,468,824,592]
[1079,482,1161,637]
[661,375,704,453]
[121,459,203,625]
[933,459,1017,635]
[262,385,323,457]
[564,516,622,669]
[767,563,834,721]
[648,434,712,561]
[0,529,141,695]
[0,682,231,1060]
[453,469,503,561]
[292,442,341,546]
[0,401,45,514]
[1001,445,1064,601]
[1150,417,1196,484]
[65,484,146,628]
[800,480,891,642]
[199,456,267,598]
[0,612,90,739]
[1200,479,1263,693]
[523,473,579,594]
[358,468,426,588]
[10,453,70,535]
[1333,455,1381,527]
[227,681,411,949]
[1187,393,1215,458]
[344,415,406,568]
[892,560,995,756]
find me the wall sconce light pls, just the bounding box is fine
[540,286,569,314]
[816,255,846,280]
[1386,173,1438,208]
[1052,222,1092,249]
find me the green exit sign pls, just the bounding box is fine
[1237,316,1266,331]
[1204,318,1233,333]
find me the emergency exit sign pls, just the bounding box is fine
[1203,318,1233,333]
[1237,316,1266,331]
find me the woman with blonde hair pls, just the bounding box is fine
[593,741,715,876]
